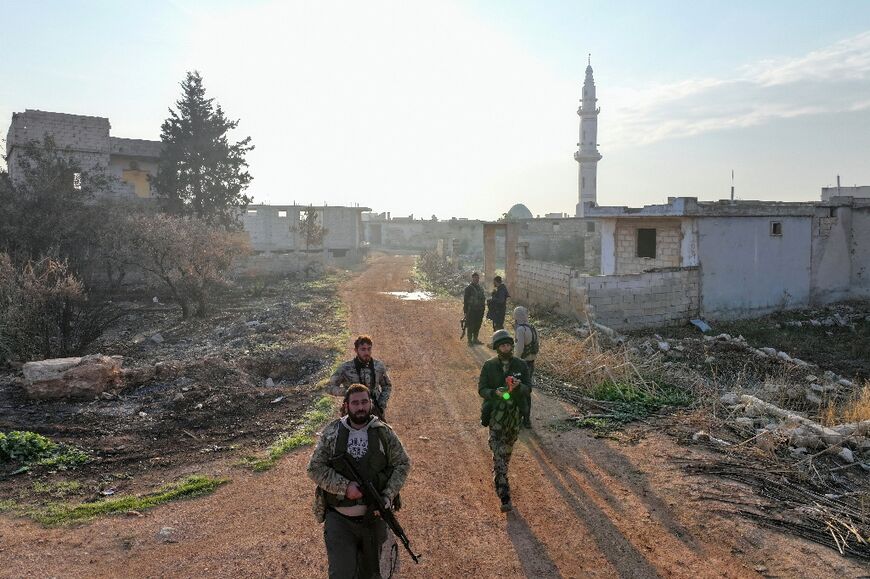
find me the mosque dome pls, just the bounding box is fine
[506,203,533,220]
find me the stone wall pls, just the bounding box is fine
[513,257,700,329]
[615,219,682,274]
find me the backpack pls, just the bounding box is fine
[518,324,539,357]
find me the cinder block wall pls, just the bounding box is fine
[513,259,587,318]
[514,257,699,330]
[615,220,682,274]
[584,267,700,329]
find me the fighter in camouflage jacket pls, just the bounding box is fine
[327,358,393,413]
[307,416,410,523]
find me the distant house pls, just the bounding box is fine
[5,109,161,199]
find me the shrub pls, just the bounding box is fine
[0,254,120,361]
[119,214,251,318]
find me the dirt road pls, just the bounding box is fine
[0,254,863,578]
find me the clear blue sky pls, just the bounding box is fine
[2,0,869,219]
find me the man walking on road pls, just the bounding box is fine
[478,329,531,512]
[463,272,486,346]
[327,335,393,420]
[513,306,538,429]
[486,275,510,331]
[308,384,411,578]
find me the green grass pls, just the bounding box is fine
[243,396,336,472]
[32,480,82,498]
[0,499,15,513]
[30,475,228,526]
[572,380,692,434]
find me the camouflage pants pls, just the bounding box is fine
[488,407,521,500]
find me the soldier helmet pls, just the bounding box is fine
[490,329,514,349]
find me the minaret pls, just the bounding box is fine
[574,55,602,217]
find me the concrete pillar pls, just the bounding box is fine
[484,224,497,284]
[505,222,519,290]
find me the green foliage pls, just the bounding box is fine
[0,499,15,513]
[243,396,335,472]
[31,475,227,526]
[573,381,692,434]
[152,71,254,229]
[0,136,112,264]
[0,431,89,469]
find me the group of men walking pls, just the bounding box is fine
[308,273,539,577]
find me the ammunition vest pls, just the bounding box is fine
[325,423,389,508]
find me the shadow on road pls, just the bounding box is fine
[506,509,565,579]
[524,433,662,579]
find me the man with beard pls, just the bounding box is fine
[327,335,393,419]
[462,272,486,346]
[308,384,411,578]
[478,329,531,512]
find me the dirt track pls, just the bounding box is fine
[0,254,864,578]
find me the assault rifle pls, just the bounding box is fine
[460,316,467,340]
[334,453,421,564]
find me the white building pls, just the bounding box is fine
[574,57,602,217]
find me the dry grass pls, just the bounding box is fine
[536,330,647,391]
[821,382,870,426]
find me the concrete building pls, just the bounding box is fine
[242,204,369,257]
[585,196,870,323]
[574,57,602,217]
[494,196,869,330]
[5,109,161,199]
[821,184,870,202]
[362,212,485,255]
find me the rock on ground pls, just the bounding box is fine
[21,354,123,400]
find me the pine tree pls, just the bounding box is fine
[152,71,254,229]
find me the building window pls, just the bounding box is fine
[586,221,595,233]
[247,209,257,214]
[73,173,82,190]
[582,177,586,188]
[770,221,782,236]
[637,228,656,258]
[278,210,287,218]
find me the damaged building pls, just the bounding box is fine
[239,204,370,272]
[362,212,485,256]
[491,196,870,330]
[5,109,161,199]
[4,110,370,271]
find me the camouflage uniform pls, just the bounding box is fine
[307,417,410,523]
[308,417,411,578]
[327,358,393,414]
[478,355,530,502]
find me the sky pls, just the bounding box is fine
[1,0,869,220]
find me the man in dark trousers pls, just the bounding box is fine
[478,329,531,512]
[327,335,393,419]
[308,384,411,578]
[463,272,486,346]
[513,306,538,429]
[486,275,510,331]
